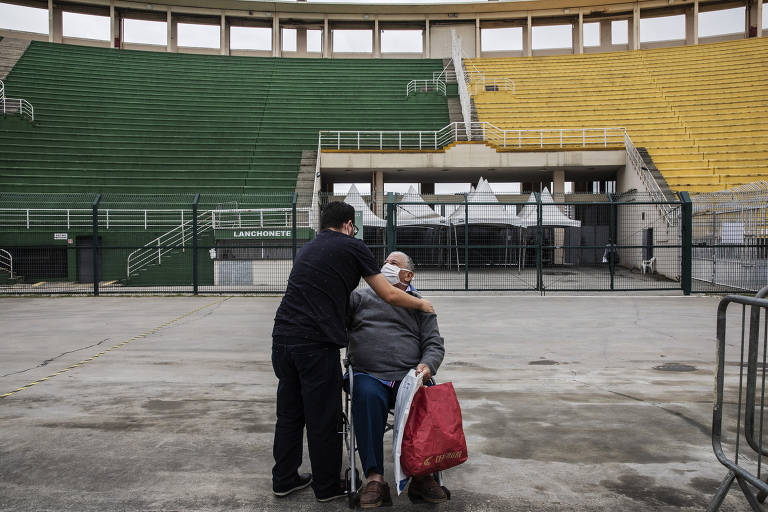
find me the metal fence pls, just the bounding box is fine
[691,182,768,293]
[0,189,764,295]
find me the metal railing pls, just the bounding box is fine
[211,207,312,230]
[0,80,34,122]
[624,133,677,226]
[126,211,212,279]
[0,208,192,230]
[319,122,627,151]
[469,76,515,95]
[451,29,472,141]
[406,78,446,97]
[0,249,12,279]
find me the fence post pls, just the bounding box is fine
[609,194,616,290]
[464,193,469,291]
[92,194,101,296]
[386,192,396,256]
[292,192,298,262]
[192,193,200,295]
[536,192,543,292]
[680,191,693,295]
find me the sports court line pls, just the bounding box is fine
[0,297,231,400]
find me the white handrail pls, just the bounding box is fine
[310,138,322,230]
[0,249,13,279]
[0,208,192,230]
[126,211,212,278]
[624,133,677,226]
[0,80,34,122]
[451,30,472,141]
[406,78,446,97]
[319,122,627,151]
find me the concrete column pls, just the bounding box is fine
[109,3,116,48]
[48,0,53,42]
[630,6,640,50]
[475,18,481,58]
[524,15,532,57]
[757,0,764,37]
[425,18,430,58]
[167,9,176,52]
[323,17,330,57]
[374,18,380,58]
[273,15,280,57]
[574,12,583,54]
[372,171,384,217]
[686,0,699,44]
[51,3,63,43]
[599,20,611,50]
[220,14,227,55]
[297,28,307,54]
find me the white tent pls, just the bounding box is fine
[449,178,526,227]
[518,188,581,228]
[396,186,447,226]
[343,184,387,228]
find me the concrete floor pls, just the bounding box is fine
[0,295,753,511]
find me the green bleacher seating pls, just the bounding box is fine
[0,42,449,194]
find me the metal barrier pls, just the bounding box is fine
[0,80,34,122]
[406,78,446,97]
[709,287,768,511]
[0,191,762,296]
[319,122,627,151]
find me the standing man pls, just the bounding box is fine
[271,201,435,502]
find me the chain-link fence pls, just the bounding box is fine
[0,188,763,295]
[690,182,768,293]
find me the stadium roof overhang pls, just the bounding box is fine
[26,0,712,19]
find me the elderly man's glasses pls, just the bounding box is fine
[350,222,359,237]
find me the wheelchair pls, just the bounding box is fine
[341,352,451,508]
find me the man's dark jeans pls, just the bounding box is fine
[271,338,342,499]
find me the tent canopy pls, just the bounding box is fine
[396,185,448,227]
[449,178,526,227]
[343,184,387,228]
[518,188,581,228]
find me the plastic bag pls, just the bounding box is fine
[392,369,423,495]
[400,382,468,477]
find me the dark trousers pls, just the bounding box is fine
[271,339,342,498]
[350,374,398,477]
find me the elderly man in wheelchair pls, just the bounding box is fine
[345,251,446,508]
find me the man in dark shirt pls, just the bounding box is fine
[271,201,434,502]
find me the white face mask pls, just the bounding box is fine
[381,263,409,286]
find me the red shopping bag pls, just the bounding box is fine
[400,382,468,476]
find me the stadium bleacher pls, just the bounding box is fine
[0,41,449,194]
[468,37,768,194]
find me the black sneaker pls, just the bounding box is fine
[316,480,348,503]
[273,473,313,497]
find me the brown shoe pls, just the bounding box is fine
[359,480,392,508]
[408,475,448,504]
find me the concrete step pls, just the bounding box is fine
[0,37,31,80]
[295,150,318,206]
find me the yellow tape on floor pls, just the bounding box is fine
[0,297,231,399]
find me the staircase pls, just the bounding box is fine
[637,147,677,202]
[126,211,213,280]
[295,150,317,208]
[0,37,30,80]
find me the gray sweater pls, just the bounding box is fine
[347,288,445,381]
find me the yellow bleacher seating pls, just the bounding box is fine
[468,38,768,194]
